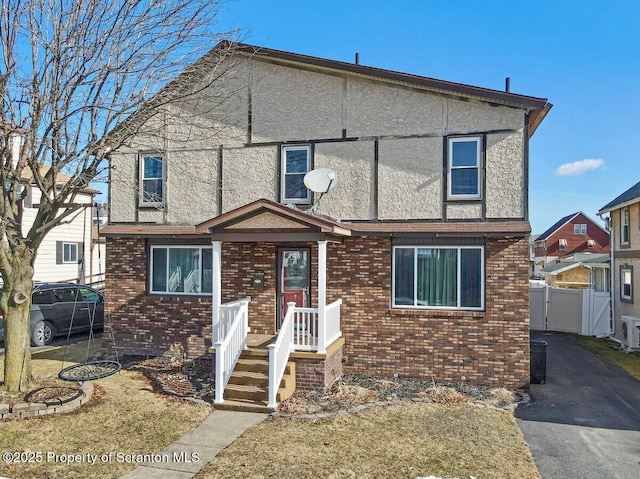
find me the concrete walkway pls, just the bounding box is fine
[120,409,267,479]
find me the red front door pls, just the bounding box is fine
[278,248,310,329]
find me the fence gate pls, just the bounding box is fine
[530,284,611,336]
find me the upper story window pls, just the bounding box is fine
[573,224,587,235]
[558,239,567,251]
[140,154,165,207]
[447,136,482,200]
[393,246,484,310]
[281,145,310,204]
[621,207,630,245]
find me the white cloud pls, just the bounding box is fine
[554,158,605,176]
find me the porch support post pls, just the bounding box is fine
[212,240,222,344]
[318,240,327,354]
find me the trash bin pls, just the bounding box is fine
[530,339,547,384]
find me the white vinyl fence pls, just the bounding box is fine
[530,284,611,336]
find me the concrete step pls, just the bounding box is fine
[213,398,274,413]
[234,357,293,375]
[229,369,294,389]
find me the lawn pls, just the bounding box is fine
[577,335,640,380]
[196,402,540,479]
[0,342,211,479]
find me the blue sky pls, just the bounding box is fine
[215,0,640,233]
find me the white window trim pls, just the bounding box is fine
[62,242,78,264]
[621,207,630,245]
[391,245,485,311]
[139,153,165,207]
[281,145,311,204]
[447,136,482,200]
[621,267,632,301]
[149,245,212,295]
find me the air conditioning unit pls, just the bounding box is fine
[620,316,640,349]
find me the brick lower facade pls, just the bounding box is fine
[104,235,530,389]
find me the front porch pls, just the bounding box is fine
[211,332,345,412]
[201,200,350,410]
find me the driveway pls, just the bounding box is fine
[516,331,640,478]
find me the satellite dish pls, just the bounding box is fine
[304,168,338,193]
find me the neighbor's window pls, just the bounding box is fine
[150,246,212,294]
[63,243,78,263]
[573,224,587,235]
[621,266,633,301]
[393,246,484,310]
[281,145,310,204]
[448,136,482,200]
[140,154,165,206]
[621,207,630,245]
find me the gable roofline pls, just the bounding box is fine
[535,211,608,242]
[598,180,640,215]
[109,41,551,143]
[195,198,352,237]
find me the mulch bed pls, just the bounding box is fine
[121,354,520,414]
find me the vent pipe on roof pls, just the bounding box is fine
[505,77,511,92]
[355,53,360,65]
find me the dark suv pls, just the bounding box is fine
[0,283,104,346]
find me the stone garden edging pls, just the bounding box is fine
[0,382,93,420]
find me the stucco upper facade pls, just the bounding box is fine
[108,43,549,227]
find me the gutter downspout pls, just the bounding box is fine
[609,220,615,336]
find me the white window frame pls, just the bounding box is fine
[281,145,311,204]
[574,224,587,235]
[149,245,212,295]
[139,153,165,207]
[391,245,485,311]
[621,266,633,301]
[62,242,78,263]
[447,136,482,200]
[621,207,630,245]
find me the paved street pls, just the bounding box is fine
[517,332,640,478]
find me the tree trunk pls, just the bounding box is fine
[1,257,35,392]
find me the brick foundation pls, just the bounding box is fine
[104,235,530,389]
[291,339,344,393]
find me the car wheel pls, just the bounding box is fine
[32,321,55,346]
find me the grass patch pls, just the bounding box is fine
[577,336,640,380]
[196,402,540,479]
[1,342,211,479]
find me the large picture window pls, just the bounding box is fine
[393,246,484,310]
[281,145,310,204]
[448,136,482,200]
[140,154,165,206]
[150,246,212,295]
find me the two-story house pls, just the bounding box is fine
[103,42,551,407]
[598,180,640,349]
[532,211,610,277]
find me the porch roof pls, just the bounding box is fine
[195,199,352,242]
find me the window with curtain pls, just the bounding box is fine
[393,246,484,309]
[150,246,213,295]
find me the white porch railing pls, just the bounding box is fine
[268,302,295,408]
[213,297,250,404]
[292,299,342,353]
[183,269,199,293]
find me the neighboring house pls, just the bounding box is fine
[598,180,640,348]
[539,252,610,291]
[1,129,102,285]
[533,211,609,277]
[103,41,552,402]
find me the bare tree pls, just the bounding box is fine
[0,0,238,391]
